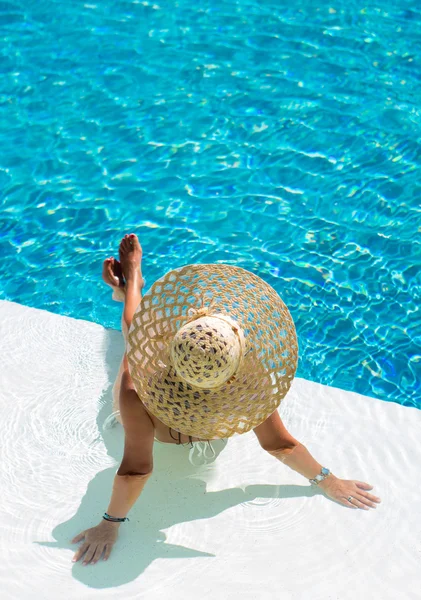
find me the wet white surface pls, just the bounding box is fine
[0,300,420,600]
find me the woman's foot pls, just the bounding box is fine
[119,234,144,330]
[102,235,144,301]
[102,257,125,290]
[119,233,143,285]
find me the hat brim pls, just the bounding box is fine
[127,264,298,439]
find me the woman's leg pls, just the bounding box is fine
[110,234,144,420]
[119,234,143,336]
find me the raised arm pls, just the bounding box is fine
[254,410,381,511]
[72,367,155,565]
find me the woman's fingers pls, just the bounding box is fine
[355,481,373,490]
[72,542,89,562]
[345,496,368,510]
[339,492,380,510]
[346,491,380,510]
[71,523,119,565]
[82,545,99,565]
[341,497,358,509]
[356,494,378,509]
[356,491,381,507]
[90,544,106,565]
[103,544,112,561]
[354,481,381,502]
[71,531,85,544]
[323,479,381,511]
[72,541,113,565]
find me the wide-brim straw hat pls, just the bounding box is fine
[126,264,298,440]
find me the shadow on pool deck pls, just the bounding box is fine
[37,327,316,590]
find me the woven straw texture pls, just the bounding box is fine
[127,264,298,440]
[169,313,246,389]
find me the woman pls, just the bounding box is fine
[71,234,381,565]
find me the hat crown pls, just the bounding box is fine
[170,314,244,389]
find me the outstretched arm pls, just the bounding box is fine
[254,410,381,510]
[72,369,155,565]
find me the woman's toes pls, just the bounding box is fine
[118,234,142,271]
[102,257,112,274]
[102,257,118,287]
[128,233,142,251]
[119,238,127,254]
[119,234,133,255]
[107,259,119,286]
[112,258,125,288]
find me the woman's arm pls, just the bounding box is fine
[254,410,381,510]
[253,410,322,476]
[72,368,155,564]
[107,368,155,518]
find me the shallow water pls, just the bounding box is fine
[0,1,420,407]
[1,303,419,598]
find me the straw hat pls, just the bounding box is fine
[126,264,298,440]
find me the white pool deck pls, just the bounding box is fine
[0,300,420,600]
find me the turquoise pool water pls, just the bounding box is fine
[0,1,420,408]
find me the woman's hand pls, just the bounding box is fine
[71,520,119,565]
[318,475,381,510]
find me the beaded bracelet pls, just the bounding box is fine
[103,512,130,523]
